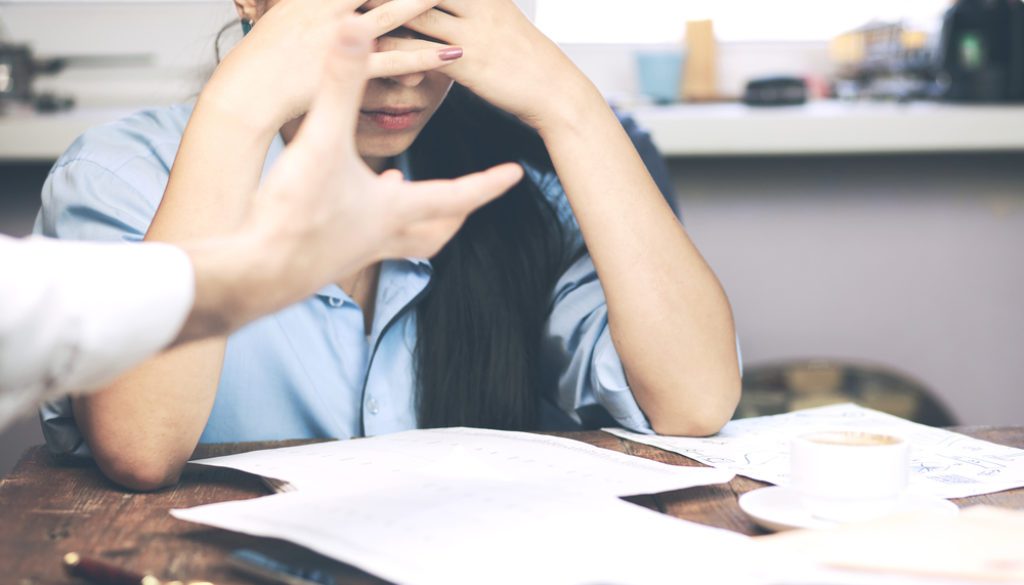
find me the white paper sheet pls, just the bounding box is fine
[191,427,734,497]
[605,403,1024,499]
[173,479,777,585]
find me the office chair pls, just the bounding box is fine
[737,359,958,427]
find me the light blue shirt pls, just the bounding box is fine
[35,103,657,456]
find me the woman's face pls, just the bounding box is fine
[356,33,454,163]
[250,0,453,167]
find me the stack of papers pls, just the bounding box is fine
[175,479,774,585]
[175,428,772,585]
[606,403,1024,499]
[174,411,1024,584]
[189,427,735,497]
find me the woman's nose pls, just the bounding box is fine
[388,71,427,87]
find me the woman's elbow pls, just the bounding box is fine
[647,376,741,437]
[651,414,730,438]
[92,449,184,492]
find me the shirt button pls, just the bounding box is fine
[367,397,380,416]
[327,297,343,308]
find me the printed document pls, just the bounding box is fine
[606,403,1024,499]
[191,426,734,497]
[173,479,778,585]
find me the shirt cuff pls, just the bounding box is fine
[18,237,196,399]
[36,241,194,457]
[591,328,654,435]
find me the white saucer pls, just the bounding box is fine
[738,486,959,532]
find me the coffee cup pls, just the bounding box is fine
[790,431,910,523]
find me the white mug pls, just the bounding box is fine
[790,430,910,522]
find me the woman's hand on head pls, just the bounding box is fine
[206,0,462,133]
[363,0,594,132]
[247,16,523,287]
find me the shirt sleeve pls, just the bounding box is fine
[541,250,654,434]
[526,162,655,434]
[0,235,194,432]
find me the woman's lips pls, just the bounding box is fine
[360,108,424,131]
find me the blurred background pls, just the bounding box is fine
[2,0,1022,474]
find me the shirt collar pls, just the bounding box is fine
[314,259,431,304]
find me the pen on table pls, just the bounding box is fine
[227,549,336,585]
[62,552,214,585]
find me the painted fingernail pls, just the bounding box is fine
[438,47,464,62]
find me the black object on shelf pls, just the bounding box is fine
[938,0,1024,102]
[0,42,152,114]
[742,76,808,107]
[0,44,32,103]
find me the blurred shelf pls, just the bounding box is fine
[0,105,147,162]
[629,101,1024,157]
[4,101,1024,162]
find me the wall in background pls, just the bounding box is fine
[672,153,1024,427]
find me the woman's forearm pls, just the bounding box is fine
[76,95,280,491]
[538,86,740,436]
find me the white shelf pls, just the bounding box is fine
[4,101,1024,162]
[629,101,1024,157]
[0,106,147,162]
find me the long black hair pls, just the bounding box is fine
[409,85,576,430]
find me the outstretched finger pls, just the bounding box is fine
[295,16,375,153]
[401,163,524,221]
[359,0,443,38]
[368,44,462,79]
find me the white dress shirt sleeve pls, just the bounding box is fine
[0,235,195,429]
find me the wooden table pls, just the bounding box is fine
[2,428,1023,585]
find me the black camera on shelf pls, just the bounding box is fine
[0,43,75,113]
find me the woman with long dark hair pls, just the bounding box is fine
[37,0,741,491]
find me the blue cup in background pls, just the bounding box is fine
[635,50,686,104]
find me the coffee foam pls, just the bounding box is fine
[804,431,901,447]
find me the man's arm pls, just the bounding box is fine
[0,236,194,429]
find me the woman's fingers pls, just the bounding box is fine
[436,0,468,16]
[390,6,460,42]
[368,42,462,79]
[295,16,374,153]
[360,0,460,38]
[358,0,443,37]
[361,0,463,17]
[400,163,523,222]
